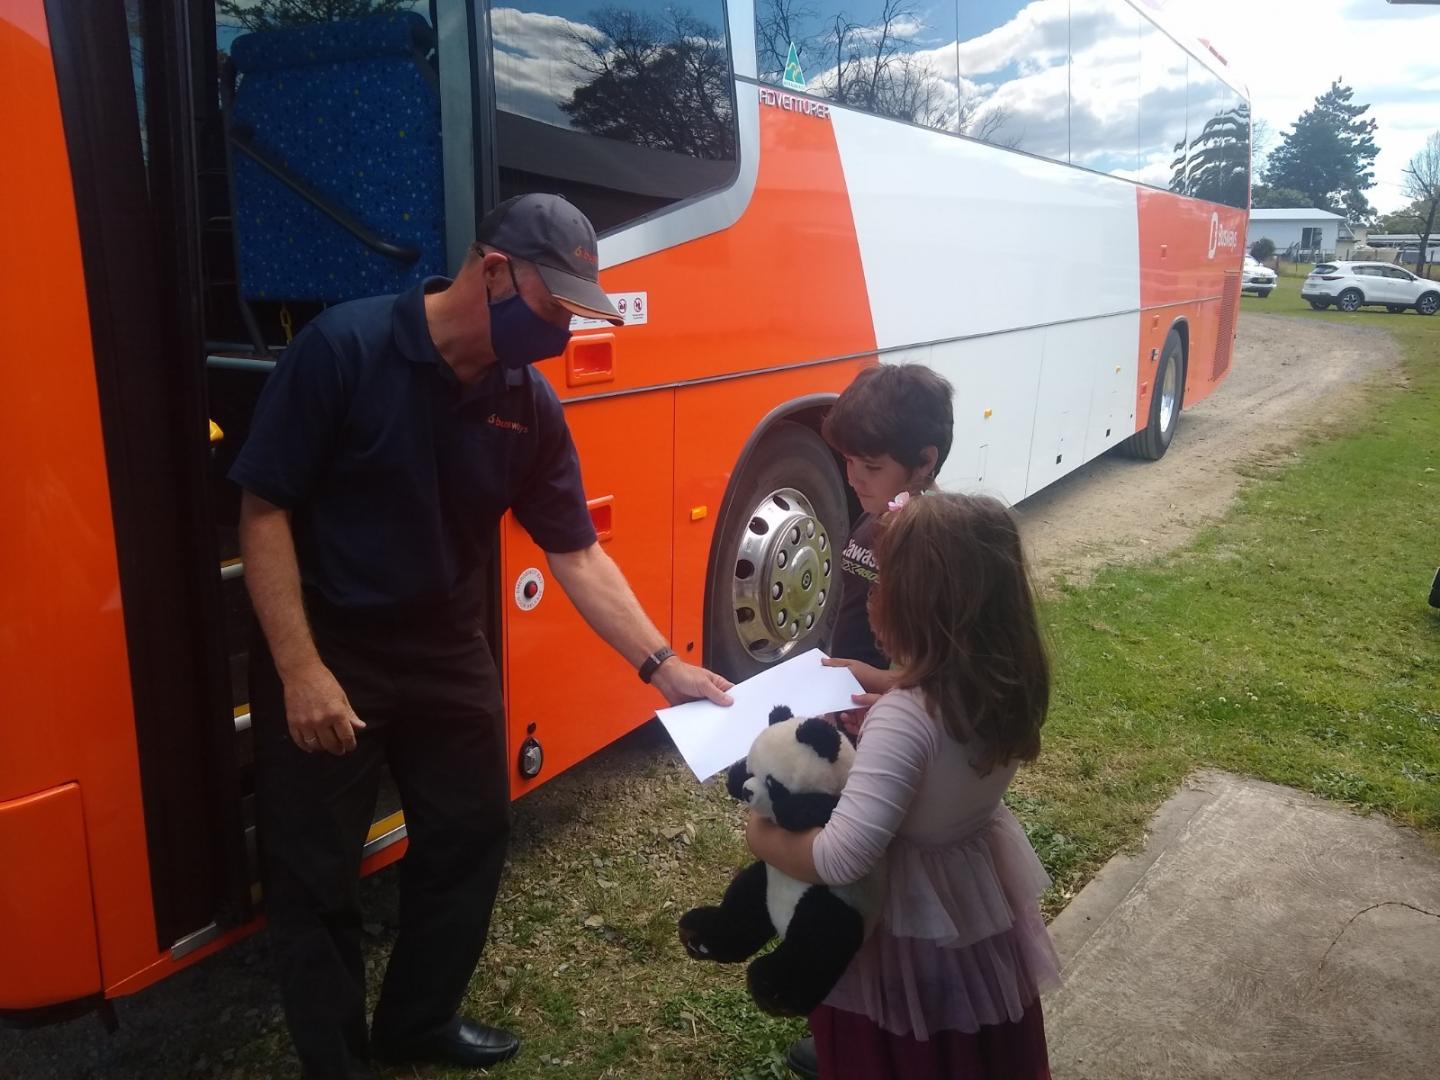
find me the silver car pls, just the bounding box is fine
[1301,261,1440,315]
[1242,256,1277,298]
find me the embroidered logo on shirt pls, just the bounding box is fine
[488,414,529,435]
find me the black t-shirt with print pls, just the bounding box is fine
[830,513,888,670]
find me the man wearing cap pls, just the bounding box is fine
[231,195,732,1080]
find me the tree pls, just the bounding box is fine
[216,0,411,31]
[822,0,953,130]
[755,0,1008,136]
[1251,184,1314,209]
[756,0,819,84]
[562,7,734,161]
[1263,80,1379,222]
[1374,198,1429,236]
[1401,131,1440,277]
[1250,237,1276,262]
[1250,184,1315,209]
[1251,117,1275,173]
[958,100,1014,147]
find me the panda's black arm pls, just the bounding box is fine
[677,861,775,963]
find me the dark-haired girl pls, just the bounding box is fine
[747,493,1058,1080]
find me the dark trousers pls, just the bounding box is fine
[251,607,510,1080]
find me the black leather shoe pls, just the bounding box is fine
[786,1034,819,1079]
[372,1017,520,1069]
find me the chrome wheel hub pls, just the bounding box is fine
[731,488,833,663]
[1159,358,1179,433]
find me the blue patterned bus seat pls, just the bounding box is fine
[229,12,445,304]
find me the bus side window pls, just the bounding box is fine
[1140,20,1190,197]
[214,8,446,350]
[1184,64,1249,210]
[753,0,959,136]
[952,0,1069,161]
[125,0,149,165]
[491,0,739,235]
[1069,0,1141,178]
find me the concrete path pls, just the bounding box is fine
[1044,771,1440,1079]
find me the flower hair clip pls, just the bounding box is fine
[887,491,912,513]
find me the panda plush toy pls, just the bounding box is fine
[677,705,884,1017]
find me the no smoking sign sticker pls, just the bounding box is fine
[570,292,648,331]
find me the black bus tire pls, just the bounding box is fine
[1120,329,1185,461]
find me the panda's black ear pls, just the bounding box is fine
[768,705,794,726]
[795,717,842,763]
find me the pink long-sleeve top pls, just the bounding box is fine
[813,687,1021,888]
[807,687,1061,1039]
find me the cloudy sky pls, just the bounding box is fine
[1168,0,1440,213]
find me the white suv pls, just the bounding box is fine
[1242,255,1277,298]
[1301,261,1440,315]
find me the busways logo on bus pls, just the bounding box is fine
[1208,212,1239,260]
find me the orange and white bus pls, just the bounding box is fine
[2,0,1246,1024]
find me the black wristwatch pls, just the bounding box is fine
[638,646,676,684]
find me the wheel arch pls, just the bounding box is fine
[700,393,844,670]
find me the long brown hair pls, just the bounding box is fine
[869,493,1049,773]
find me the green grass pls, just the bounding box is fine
[1012,287,1440,906]
[223,294,1439,1079]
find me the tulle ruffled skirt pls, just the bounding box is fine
[822,804,1062,1042]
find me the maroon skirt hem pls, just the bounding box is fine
[810,998,1051,1080]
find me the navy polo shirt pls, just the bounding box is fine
[229,277,596,614]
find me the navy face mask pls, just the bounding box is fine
[488,263,572,369]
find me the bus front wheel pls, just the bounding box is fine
[705,421,848,682]
[1121,329,1185,461]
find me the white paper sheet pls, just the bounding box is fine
[656,650,864,782]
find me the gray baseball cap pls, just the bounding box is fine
[475,194,622,325]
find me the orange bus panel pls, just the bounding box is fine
[0,784,102,1008]
[1,2,161,999]
[1136,187,1247,416]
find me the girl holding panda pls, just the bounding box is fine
[746,490,1059,1079]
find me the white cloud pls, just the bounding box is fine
[1167,0,1440,212]
[954,0,1069,77]
[490,7,609,127]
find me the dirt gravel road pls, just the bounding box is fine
[1017,312,1401,584]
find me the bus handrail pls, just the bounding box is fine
[227,130,422,266]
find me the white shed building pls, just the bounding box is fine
[1247,208,1346,260]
